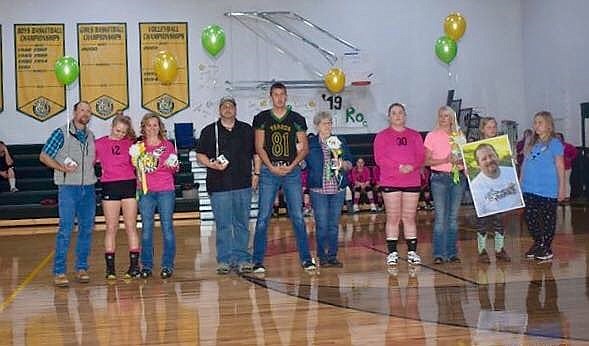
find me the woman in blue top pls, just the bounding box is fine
[521,111,565,261]
[306,111,353,267]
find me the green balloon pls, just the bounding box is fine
[54,56,79,85]
[201,24,226,57]
[434,36,458,64]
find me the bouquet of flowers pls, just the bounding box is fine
[325,135,343,180]
[448,123,466,184]
[129,142,159,194]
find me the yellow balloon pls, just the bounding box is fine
[444,12,467,41]
[324,68,346,93]
[154,50,178,84]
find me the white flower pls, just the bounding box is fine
[165,153,179,167]
[325,135,342,150]
[129,144,141,158]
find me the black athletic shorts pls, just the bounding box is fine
[101,179,137,201]
[380,186,421,193]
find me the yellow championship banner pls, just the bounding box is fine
[14,24,65,121]
[139,22,189,118]
[0,25,4,113]
[77,23,128,119]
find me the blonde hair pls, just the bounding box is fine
[524,111,556,156]
[140,113,167,140]
[436,105,458,132]
[479,117,497,139]
[112,114,136,140]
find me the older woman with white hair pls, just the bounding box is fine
[305,111,353,267]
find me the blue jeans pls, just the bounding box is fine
[53,185,96,275]
[252,165,312,265]
[430,171,466,260]
[210,187,252,265]
[310,190,345,262]
[139,190,176,270]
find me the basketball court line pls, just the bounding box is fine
[0,251,54,312]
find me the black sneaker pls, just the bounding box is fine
[433,257,444,265]
[140,269,152,278]
[105,253,116,280]
[160,268,173,279]
[303,260,317,272]
[252,264,266,274]
[125,266,141,279]
[525,243,540,258]
[327,259,343,268]
[535,248,553,262]
[449,256,461,263]
[125,252,141,278]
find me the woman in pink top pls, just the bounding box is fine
[136,113,179,279]
[374,103,425,267]
[95,114,140,279]
[424,105,466,264]
[349,157,376,212]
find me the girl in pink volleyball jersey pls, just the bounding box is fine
[95,114,140,280]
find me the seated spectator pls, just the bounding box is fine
[0,141,18,192]
[301,168,312,216]
[370,165,384,211]
[556,132,578,203]
[349,157,377,212]
[418,166,434,210]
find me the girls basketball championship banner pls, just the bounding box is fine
[77,23,129,119]
[139,22,189,118]
[461,135,525,217]
[14,24,65,121]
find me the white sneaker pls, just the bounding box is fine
[352,204,359,213]
[369,203,377,212]
[386,252,399,266]
[407,251,421,265]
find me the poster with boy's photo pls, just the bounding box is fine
[461,135,525,217]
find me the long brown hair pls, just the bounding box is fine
[112,114,136,140]
[140,113,167,140]
[524,111,556,156]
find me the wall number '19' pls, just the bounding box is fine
[322,94,342,110]
[271,132,289,157]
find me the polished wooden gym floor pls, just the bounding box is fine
[1,205,589,345]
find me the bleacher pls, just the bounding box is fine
[0,143,198,221]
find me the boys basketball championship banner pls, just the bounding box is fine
[14,24,65,121]
[139,22,189,118]
[77,23,129,119]
[0,25,4,113]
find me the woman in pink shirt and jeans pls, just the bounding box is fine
[95,114,140,279]
[374,103,425,268]
[424,106,466,264]
[137,113,179,279]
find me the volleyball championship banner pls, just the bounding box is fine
[0,25,4,113]
[77,23,129,119]
[14,24,65,121]
[139,22,189,118]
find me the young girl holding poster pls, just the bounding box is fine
[473,117,511,263]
